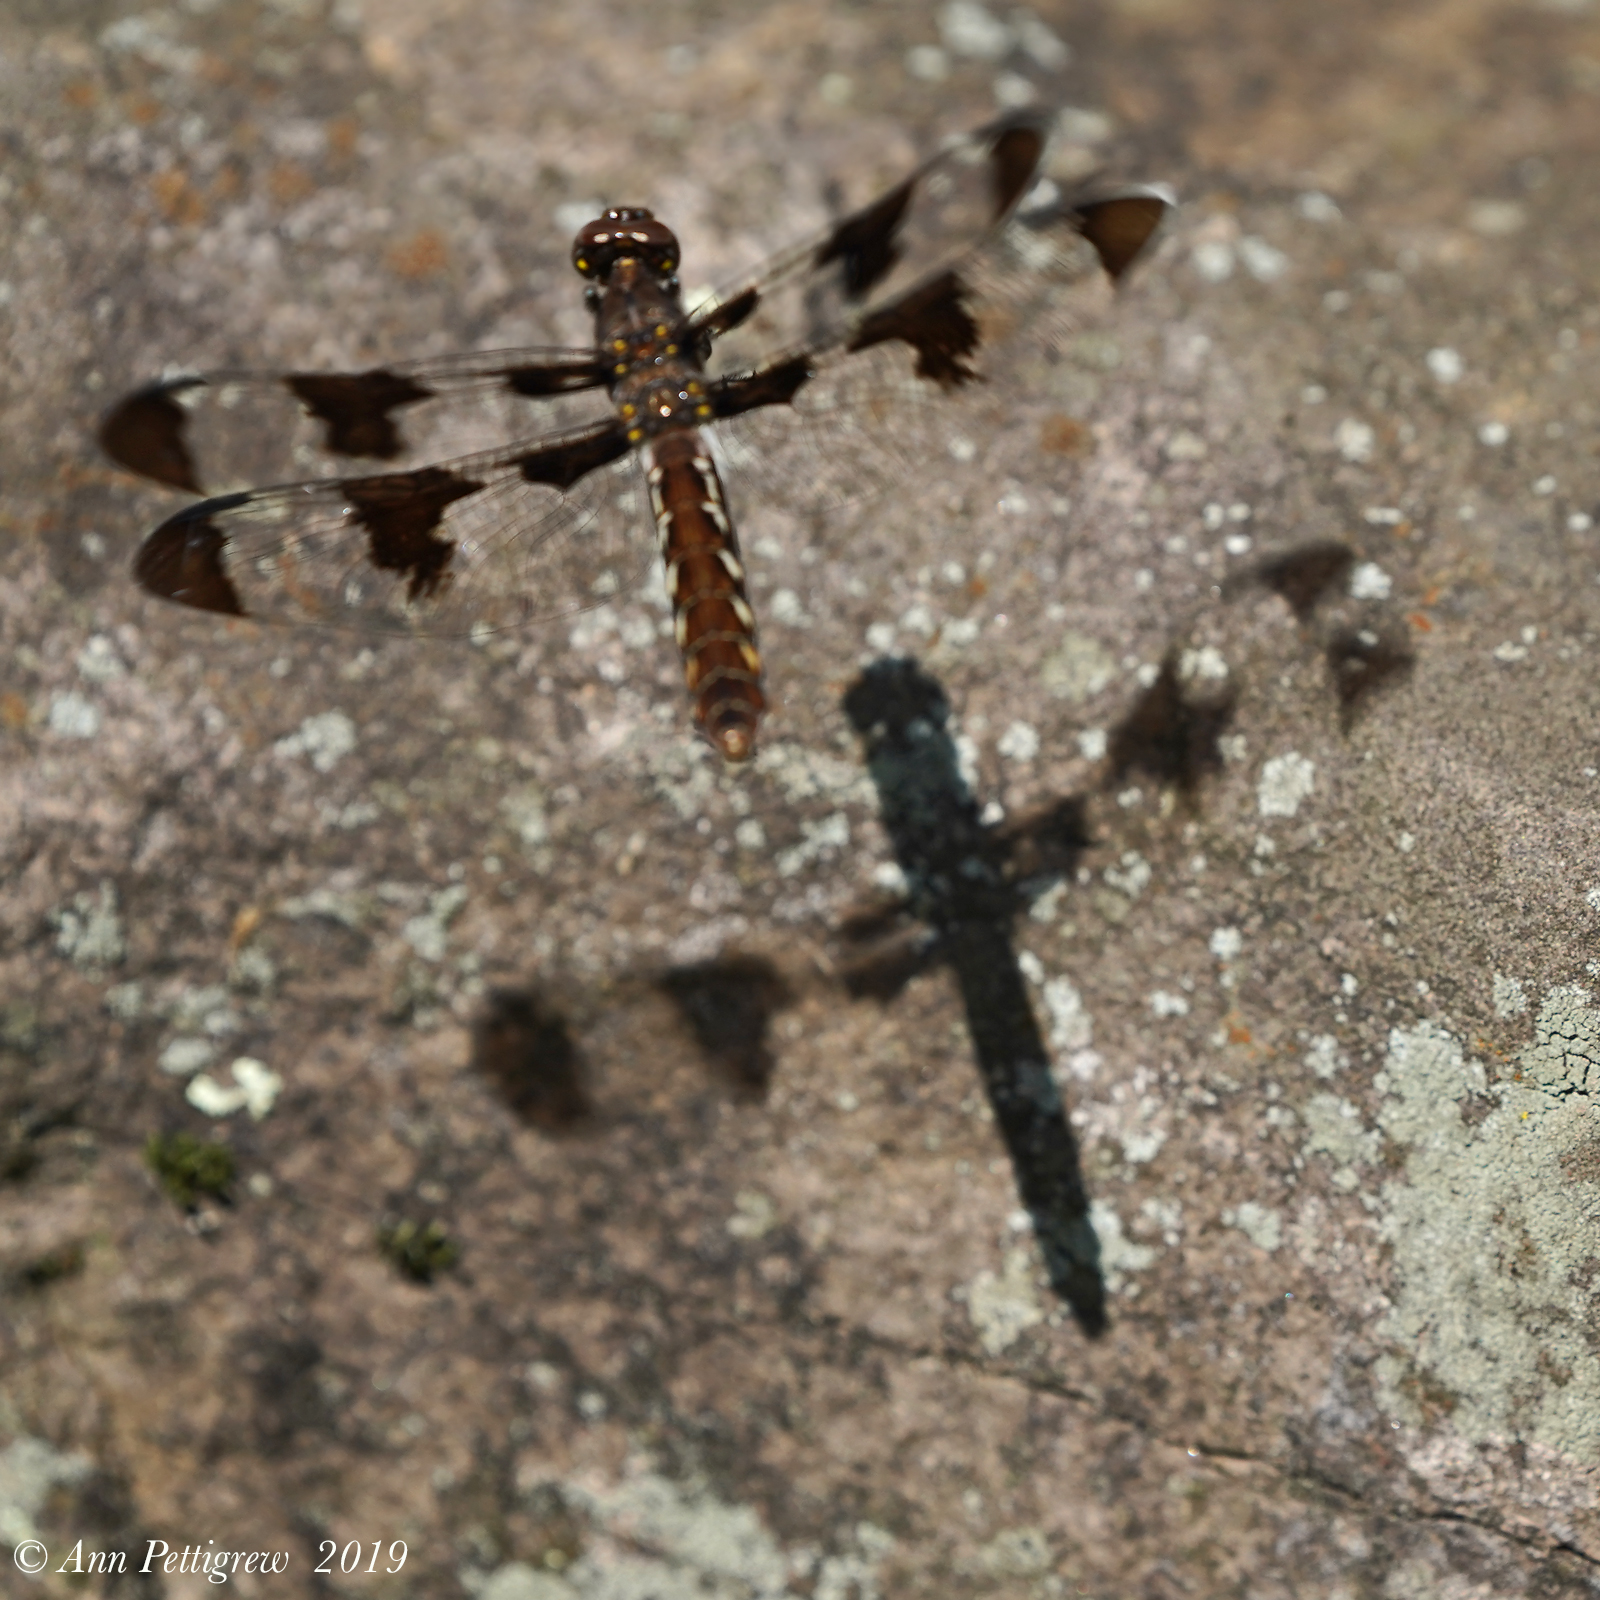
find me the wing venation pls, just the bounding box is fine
[104,114,1174,685]
[100,348,612,496]
[284,371,437,460]
[129,426,651,639]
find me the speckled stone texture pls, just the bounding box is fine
[3,1,1600,1596]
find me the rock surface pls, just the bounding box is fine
[2,0,1599,1595]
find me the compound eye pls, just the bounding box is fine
[570,208,680,281]
[627,215,681,278]
[571,228,610,281]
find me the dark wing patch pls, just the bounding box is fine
[125,426,651,638]
[686,110,1052,375]
[340,466,484,602]
[846,270,981,387]
[689,286,760,342]
[700,154,1171,522]
[989,122,1048,219]
[504,357,609,396]
[1070,193,1171,281]
[518,419,630,489]
[702,340,929,519]
[285,370,436,460]
[708,355,815,419]
[100,347,611,496]
[133,495,249,614]
[98,380,205,493]
[814,177,917,300]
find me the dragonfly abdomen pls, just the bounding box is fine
[646,429,765,762]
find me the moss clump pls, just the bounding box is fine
[20,1241,86,1287]
[377,1217,459,1283]
[145,1132,235,1207]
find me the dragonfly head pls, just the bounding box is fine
[571,207,680,286]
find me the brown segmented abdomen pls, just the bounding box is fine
[646,428,765,762]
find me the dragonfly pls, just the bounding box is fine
[98,111,1169,763]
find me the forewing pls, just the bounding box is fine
[688,110,1053,386]
[99,347,610,496]
[131,420,655,639]
[701,179,1174,519]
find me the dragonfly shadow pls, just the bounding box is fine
[840,656,1106,1337]
[472,986,591,1131]
[1241,539,1416,729]
[1106,650,1237,801]
[1325,623,1415,730]
[657,955,791,1100]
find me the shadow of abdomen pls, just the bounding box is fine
[843,656,1106,1337]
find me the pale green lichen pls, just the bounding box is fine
[501,787,550,850]
[1041,975,1091,1051]
[167,983,234,1032]
[572,1473,789,1592]
[1114,1090,1168,1166]
[1521,985,1600,1095]
[1090,1199,1157,1290]
[775,812,850,878]
[274,709,357,772]
[479,1564,575,1600]
[489,1470,896,1600]
[53,881,126,970]
[1221,1201,1282,1252]
[751,742,873,807]
[402,884,469,963]
[1301,1092,1381,1173]
[1304,1033,1348,1080]
[1373,996,1600,1459]
[1257,752,1315,818]
[967,1247,1046,1355]
[725,1191,778,1240]
[1040,631,1115,701]
[0,1436,92,1546]
[968,1526,1052,1578]
[278,883,375,928]
[1492,972,1528,1018]
[184,1057,282,1121]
